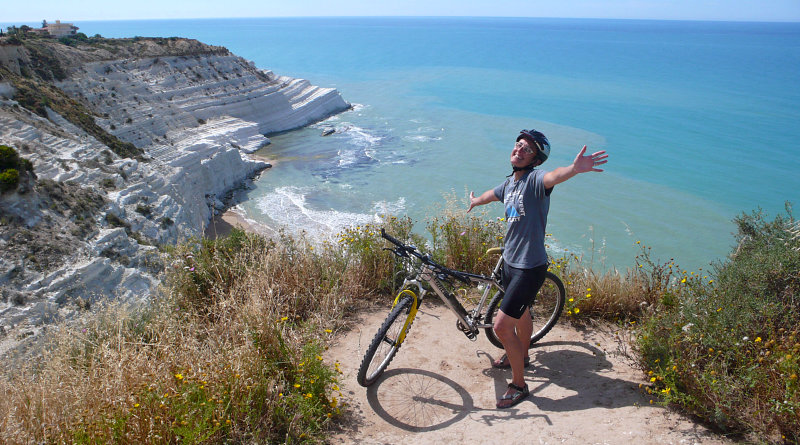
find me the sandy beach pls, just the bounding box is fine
[204,151,276,240]
[204,209,256,239]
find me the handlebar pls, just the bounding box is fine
[380,228,472,284]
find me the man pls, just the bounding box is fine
[468,129,607,408]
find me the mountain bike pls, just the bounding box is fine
[356,229,566,387]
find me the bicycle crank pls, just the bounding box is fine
[456,320,478,341]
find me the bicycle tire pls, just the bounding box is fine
[484,271,566,349]
[356,294,416,387]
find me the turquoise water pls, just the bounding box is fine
[68,18,800,269]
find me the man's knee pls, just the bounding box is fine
[493,313,517,339]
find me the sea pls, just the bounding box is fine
[9,17,800,270]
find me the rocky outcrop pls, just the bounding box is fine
[0,37,350,346]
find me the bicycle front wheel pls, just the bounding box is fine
[356,294,416,387]
[484,271,566,349]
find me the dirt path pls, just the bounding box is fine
[326,303,733,444]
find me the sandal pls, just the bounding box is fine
[491,353,531,369]
[496,382,529,409]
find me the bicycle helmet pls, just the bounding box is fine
[517,129,551,165]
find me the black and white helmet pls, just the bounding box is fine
[517,129,551,164]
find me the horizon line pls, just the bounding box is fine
[3,15,800,25]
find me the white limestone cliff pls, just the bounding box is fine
[0,45,350,345]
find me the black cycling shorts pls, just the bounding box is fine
[500,262,548,319]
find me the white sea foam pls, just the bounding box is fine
[342,124,383,148]
[337,148,359,167]
[372,197,407,218]
[254,186,405,240]
[328,124,384,167]
[403,135,442,143]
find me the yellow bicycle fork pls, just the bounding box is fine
[391,289,419,346]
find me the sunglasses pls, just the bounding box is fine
[514,140,537,155]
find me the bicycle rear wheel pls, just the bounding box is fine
[356,294,416,387]
[484,271,566,349]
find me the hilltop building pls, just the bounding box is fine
[44,20,79,37]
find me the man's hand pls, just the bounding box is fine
[468,191,479,213]
[573,145,608,173]
[468,190,498,212]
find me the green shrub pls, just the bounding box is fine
[106,213,129,229]
[636,204,798,442]
[135,204,152,217]
[0,168,20,192]
[0,145,19,170]
[99,178,116,190]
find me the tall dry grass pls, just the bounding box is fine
[0,224,406,443]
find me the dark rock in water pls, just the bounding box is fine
[321,127,335,136]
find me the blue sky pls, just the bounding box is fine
[3,0,800,23]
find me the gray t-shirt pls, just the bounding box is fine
[493,169,552,269]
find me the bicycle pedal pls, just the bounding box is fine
[456,320,478,341]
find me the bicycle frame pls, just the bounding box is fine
[394,248,505,339]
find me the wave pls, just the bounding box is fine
[325,123,386,169]
[402,135,442,143]
[253,186,406,240]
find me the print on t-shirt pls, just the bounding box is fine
[504,188,525,223]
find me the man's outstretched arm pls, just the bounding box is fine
[468,189,499,213]
[543,145,608,189]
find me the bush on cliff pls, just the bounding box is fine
[636,204,798,443]
[0,168,19,192]
[0,144,20,170]
[0,145,33,192]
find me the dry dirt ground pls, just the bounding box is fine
[326,302,735,445]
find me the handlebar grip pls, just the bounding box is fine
[380,228,403,247]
